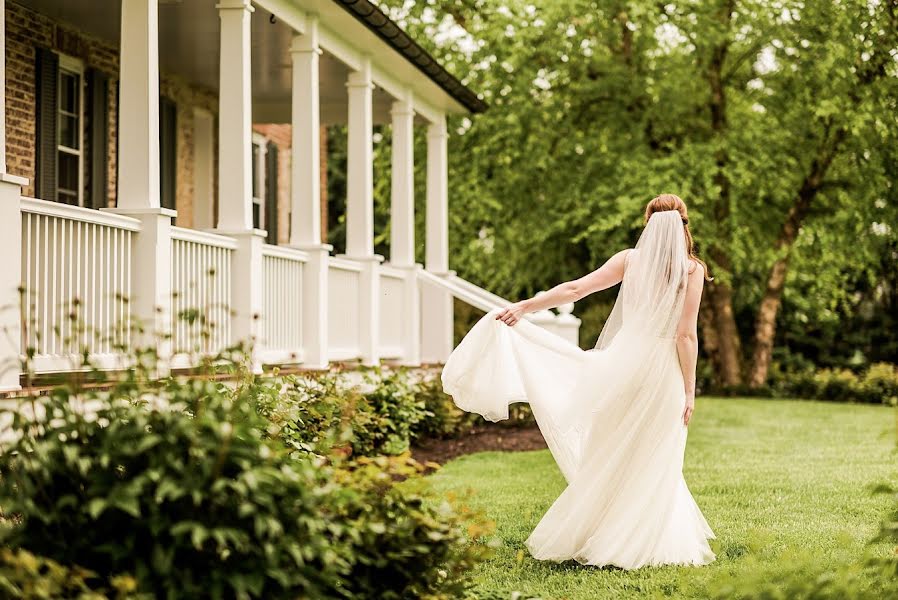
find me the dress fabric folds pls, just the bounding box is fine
[440,211,716,570]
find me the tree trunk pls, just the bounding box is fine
[748,1,897,387]
[748,129,845,387]
[704,0,744,388]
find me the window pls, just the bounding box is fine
[56,57,84,206]
[159,96,177,211]
[251,133,267,231]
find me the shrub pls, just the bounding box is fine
[0,548,145,600]
[0,380,346,599]
[765,362,898,404]
[814,368,861,402]
[331,456,494,599]
[859,363,898,405]
[0,372,490,599]
[354,367,431,455]
[410,371,473,440]
[252,370,351,458]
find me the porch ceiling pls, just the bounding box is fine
[20,0,413,125]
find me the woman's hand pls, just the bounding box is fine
[683,393,695,426]
[495,302,527,327]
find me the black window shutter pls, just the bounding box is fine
[86,68,108,210]
[35,47,59,202]
[265,141,279,245]
[159,96,177,211]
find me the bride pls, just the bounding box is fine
[441,193,716,570]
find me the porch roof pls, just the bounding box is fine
[19,0,486,124]
[333,0,487,114]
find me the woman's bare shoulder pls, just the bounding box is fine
[687,259,704,277]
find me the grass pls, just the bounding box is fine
[425,397,898,599]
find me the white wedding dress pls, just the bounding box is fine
[441,210,716,570]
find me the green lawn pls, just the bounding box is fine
[426,397,898,599]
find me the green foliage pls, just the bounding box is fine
[372,0,898,380]
[0,381,345,598]
[705,553,895,600]
[0,363,491,599]
[411,370,474,440]
[355,367,432,455]
[0,548,145,600]
[765,362,898,404]
[257,367,477,459]
[252,370,350,458]
[332,456,495,600]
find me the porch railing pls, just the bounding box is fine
[20,197,140,372]
[259,244,306,364]
[378,264,406,359]
[327,256,361,361]
[170,226,235,360]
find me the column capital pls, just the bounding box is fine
[390,99,415,118]
[290,16,320,54]
[346,59,373,89]
[427,119,448,139]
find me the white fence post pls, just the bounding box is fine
[106,209,174,367]
[0,174,26,391]
[230,231,266,372]
[420,270,454,364]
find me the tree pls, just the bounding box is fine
[374,0,898,388]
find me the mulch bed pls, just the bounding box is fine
[412,423,547,466]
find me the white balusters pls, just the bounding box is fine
[260,244,306,363]
[20,198,138,371]
[169,226,234,360]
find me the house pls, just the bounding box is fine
[0,0,579,391]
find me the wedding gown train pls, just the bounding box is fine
[440,210,716,570]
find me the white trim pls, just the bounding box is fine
[249,0,308,36]
[56,53,85,206]
[379,264,406,279]
[318,23,363,73]
[251,133,268,231]
[21,196,142,231]
[262,243,309,262]
[170,225,239,250]
[328,256,364,272]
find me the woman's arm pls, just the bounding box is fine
[495,249,631,326]
[675,262,705,426]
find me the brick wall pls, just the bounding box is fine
[4,1,216,223]
[253,123,330,245]
[4,1,329,241]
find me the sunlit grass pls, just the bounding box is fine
[427,397,898,599]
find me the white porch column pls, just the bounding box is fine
[390,98,415,267]
[288,20,331,369]
[421,115,453,363]
[107,0,172,370]
[216,0,264,370]
[290,22,321,247]
[345,60,375,257]
[425,116,449,273]
[216,0,254,231]
[340,60,382,366]
[389,97,420,365]
[117,0,160,210]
